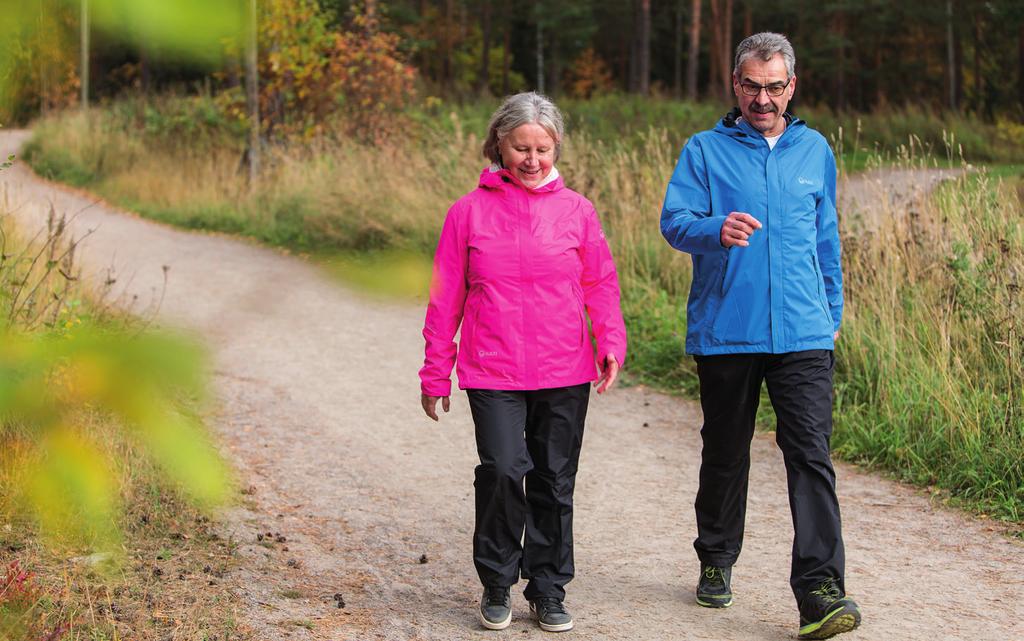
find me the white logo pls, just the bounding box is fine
[797,177,815,186]
[478,350,497,357]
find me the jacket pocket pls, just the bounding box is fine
[718,251,731,297]
[573,288,587,348]
[460,297,478,354]
[810,254,832,320]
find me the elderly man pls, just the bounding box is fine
[660,32,861,640]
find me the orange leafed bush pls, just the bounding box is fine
[220,0,416,141]
[565,48,613,100]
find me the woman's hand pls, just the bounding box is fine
[421,394,450,421]
[594,354,620,394]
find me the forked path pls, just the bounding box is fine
[0,130,1018,641]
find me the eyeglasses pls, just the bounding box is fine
[738,77,792,97]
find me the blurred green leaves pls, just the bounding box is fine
[85,0,246,64]
[0,327,230,556]
[1,0,246,117]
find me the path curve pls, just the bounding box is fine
[0,130,1018,641]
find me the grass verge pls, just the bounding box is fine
[0,194,247,637]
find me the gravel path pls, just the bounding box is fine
[1,130,1018,641]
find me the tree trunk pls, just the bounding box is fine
[973,10,982,110]
[946,0,956,111]
[628,1,639,93]
[709,0,721,99]
[80,0,89,110]
[536,18,544,93]
[722,0,733,98]
[443,0,454,93]
[245,0,260,187]
[479,0,491,94]
[875,47,885,107]
[743,2,752,38]
[502,21,510,95]
[686,0,701,100]
[550,45,562,97]
[674,0,684,98]
[639,0,651,95]
[954,0,964,109]
[1018,24,1024,114]
[709,0,732,100]
[835,10,846,111]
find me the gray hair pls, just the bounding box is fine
[482,92,565,165]
[733,32,796,79]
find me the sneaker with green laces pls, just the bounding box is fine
[479,586,511,630]
[696,564,733,608]
[798,578,861,639]
[529,597,574,632]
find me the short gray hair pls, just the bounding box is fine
[733,32,796,79]
[482,92,565,164]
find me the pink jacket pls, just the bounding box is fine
[419,166,628,396]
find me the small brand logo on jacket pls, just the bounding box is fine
[478,350,498,357]
[797,177,816,186]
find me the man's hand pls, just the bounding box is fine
[833,330,840,342]
[594,354,620,394]
[421,394,450,421]
[720,212,763,248]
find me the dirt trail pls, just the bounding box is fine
[1,130,1018,641]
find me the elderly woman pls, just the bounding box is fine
[419,92,627,633]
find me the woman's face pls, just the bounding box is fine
[498,122,557,188]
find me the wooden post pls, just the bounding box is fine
[80,0,89,110]
[245,0,260,187]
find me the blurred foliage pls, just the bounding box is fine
[86,0,244,64]
[0,0,246,123]
[0,0,80,124]
[0,208,229,560]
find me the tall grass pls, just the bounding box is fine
[835,172,1023,520]
[23,96,1024,526]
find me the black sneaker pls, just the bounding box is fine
[479,586,511,630]
[798,578,861,639]
[696,564,733,608]
[529,597,574,632]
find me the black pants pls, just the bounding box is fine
[466,383,590,601]
[693,350,846,603]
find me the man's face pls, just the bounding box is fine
[733,53,795,138]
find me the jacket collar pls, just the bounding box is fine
[478,165,565,193]
[715,107,805,148]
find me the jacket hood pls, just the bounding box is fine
[478,165,565,193]
[713,107,806,148]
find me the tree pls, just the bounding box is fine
[686,0,701,100]
[245,0,259,186]
[80,0,89,109]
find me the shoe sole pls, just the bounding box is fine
[530,604,574,632]
[696,595,733,608]
[798,604,861,639]
[480,610,511,631]
[537,619,574,632]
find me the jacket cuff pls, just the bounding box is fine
[598,348,626,369]
[421,380,453,397]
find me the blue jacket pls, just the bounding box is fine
[660,110,843,355]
